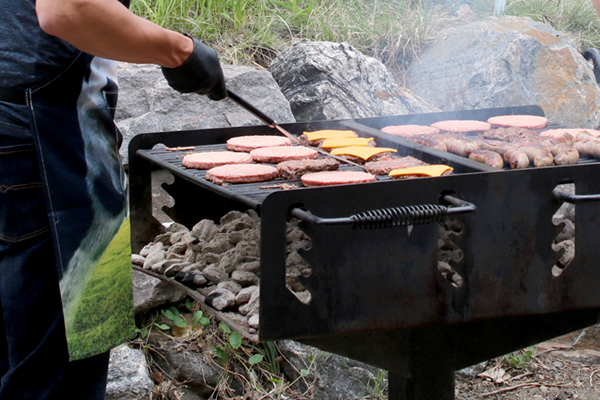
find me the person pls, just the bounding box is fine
[0,0,226,398]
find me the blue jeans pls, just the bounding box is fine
[0,119,110,399]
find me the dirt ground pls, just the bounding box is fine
[455,331,600,400]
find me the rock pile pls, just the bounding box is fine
[132,210,312,334]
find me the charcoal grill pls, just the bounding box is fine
[129,105,600,399]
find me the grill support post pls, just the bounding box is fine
[389,369,455,400]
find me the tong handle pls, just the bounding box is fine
[290,195,476,229]
[553,188,600,204]
[227,90,275,126]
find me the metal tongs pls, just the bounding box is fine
[227,90,365,169]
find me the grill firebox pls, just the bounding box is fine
[129,105,600,399]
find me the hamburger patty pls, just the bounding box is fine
[301,171,376,187]
[276,158,340,180]
[226,135,292,152]
[250,146,318,163]
[205,164,279,185]
[182,151,253,170]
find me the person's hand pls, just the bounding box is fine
[161,36,226,101]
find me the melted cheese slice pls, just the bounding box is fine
[321,137,374,149]
[330,146,397,160]
[303,130,357,141]
[389,164,454,178]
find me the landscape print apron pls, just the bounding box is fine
[28,52,135,360]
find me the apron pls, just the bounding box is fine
[27,52,135,361]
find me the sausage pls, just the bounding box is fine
[574,140,600,159]
[553,146,580,165]
[442,138,480,157]
[411,135,447,152]
[541,132,575,146]
[499,148,530,169]
[519,147,554,167]
[576,131,600,142]
[468,150,504,168]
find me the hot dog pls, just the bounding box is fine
[519,147,554,167]
[468,150,504,168]
[442,138,480,157]
[410,135,448,152]
[499,148,530,169]
[553,146,580,165]
[574,140,600,158]
[576,131,600,142]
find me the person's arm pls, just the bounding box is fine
[36,0,227,99]
[36,0,192,68]
[592,0,600,18]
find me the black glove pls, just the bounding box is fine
[161,36,226,101]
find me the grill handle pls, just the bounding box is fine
[289,195,476,229]
[553,188,600,204]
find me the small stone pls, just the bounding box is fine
[150,259,180,274]
[191,219,219,242]
[164,262,191,277]
[221,312,249,329]
[203,235,233,255]
[236,286,259,305]
[205,288,236,311]
[218,280,242,295]
[153,233,172,245]
[192,273,208,287]
[219,248,243,274]
[202,266,229,284]
[291,290,311,305]
[182,262,206,273]
[167,242,187,256]
[239,292,260,316]
[232,270,259,287]
[131,254,145,266]
[238,261,260,274]
[167,222,188,233]
[169,230,189,245]
[204,253,221,264]
[219,211,247,225]
[248,314,259,329]
[143,250,165,270]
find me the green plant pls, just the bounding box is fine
[504,346,536,370]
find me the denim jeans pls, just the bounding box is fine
[0,119,110,400]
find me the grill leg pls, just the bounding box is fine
[388,368,455,400]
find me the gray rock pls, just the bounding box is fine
[142,249,165,269]
[218,247,243,274]
[203,234,234,255]
[131,254,145,266]
[202,266,229,284]
[269,41,436,122]
[164,261,192,277]
[192,273,208,287]
[278,340,386,400]
[205,288,237,311]
[116,64,295,164]
[149,340,222,398]
[238,292,259,317]
[231,270,260,287]
[191,219,219,242]
[248,314,260,329]
[238,261,261,274]
[106,345,154,400]
[236,286,259,305]
[406,16,600,128]
[132,269,187,314]
[217,280,242,295]
[150,258,180,274]
[456,361,487,379]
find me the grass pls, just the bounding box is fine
[67,218,136,359]
[130,0,600,81]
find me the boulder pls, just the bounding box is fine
[278,340,386,399]
[268,41,437,122]
[406,16,600,128]
[115,64,295,163]
[132,269,187,314]
[106,344,154,400]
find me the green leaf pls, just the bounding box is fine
[192,310,203,327]
[219,322,231,334]
[213,347,228,365]
[154,323,170,330]
[300,369,310,377]
[229,332,242,349]
[200,317,211,327]
[248,354,263,365]
[267,377,281,384]
[173,316,188,328]
[186,298,194,310]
